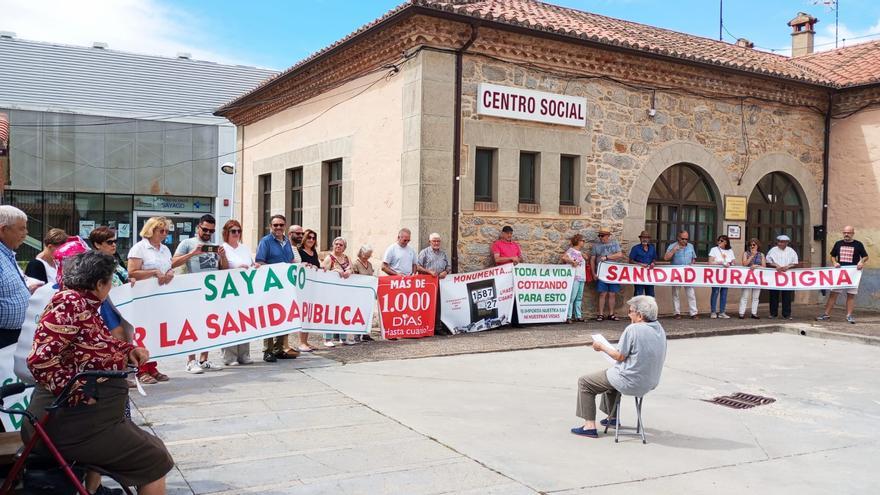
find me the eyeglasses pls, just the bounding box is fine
[200,226,216,233]
[157,229,168,234]
[271,223,285,228]
[679,237,689,241]
[307,235,316,240]
[750,243,758,246]
[105,239,118,245]
[229,229,241,234]
[598,234,609,238]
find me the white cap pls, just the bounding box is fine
[776,234,791,242]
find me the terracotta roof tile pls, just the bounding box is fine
[793,39,880,88]
[218,0,880,116]
[414,0,826,84]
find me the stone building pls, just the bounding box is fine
[216,0,880,313]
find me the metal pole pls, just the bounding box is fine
[719,0,723,41]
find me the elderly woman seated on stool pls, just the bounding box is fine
[572,295,667,438]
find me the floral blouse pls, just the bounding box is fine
[28,289,134,406]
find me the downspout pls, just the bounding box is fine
[239,124,245,238]
[451,23,479,272]
[820,91,832,267]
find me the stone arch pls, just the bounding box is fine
[625,141,736,241]
[738,152,821,262]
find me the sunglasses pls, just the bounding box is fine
[229,229,241,234]
[104,239,118,245]
[157,229,168,234]
[679,238,689,241]
[200,227,216,233]
[307,235,316,240]
[271,224,285,228]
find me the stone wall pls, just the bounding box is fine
[455,28,827,275]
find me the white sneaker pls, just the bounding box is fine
[710,312,717,319]
[718,313,731,319]
[239,356,253,365]
[227,361,239,367]
[185,360,204,374]
[343,339,357,345]
[199,360,223,371]
[323,340,336,348]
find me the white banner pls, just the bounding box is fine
[14,283,57,384]
[597,261,861,290]
[513,264,575,324]
[111,264,377,359]
[440,265,514,334]
[477,83,587,127]
[1,345,32,431]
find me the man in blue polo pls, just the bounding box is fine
[628,230,657,296]
[664,229,698,319]
[0,205,41,349]
[255,214,299,363]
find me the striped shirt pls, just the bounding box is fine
[0,241,30,329]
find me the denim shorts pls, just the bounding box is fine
[596,281,621,293]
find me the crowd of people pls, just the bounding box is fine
[579,226,868,324]
[0,202,874,488]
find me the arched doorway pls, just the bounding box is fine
[645,163,718,259]
[747,172,805,252]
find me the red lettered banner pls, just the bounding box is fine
[378,275,437,339]
[597,261,861,290]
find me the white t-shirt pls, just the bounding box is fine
[128,238,172,273]
[383,243,416,275]
[708,247,736,267]
[766,246,799,268]
[223,242,254,268]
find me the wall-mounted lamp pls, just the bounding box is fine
[220,163,235,175]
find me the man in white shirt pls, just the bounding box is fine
[382,228,419,276]
[765,234,799,320]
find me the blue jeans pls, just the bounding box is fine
[634,285,655,297]
[710,287,728,314]
[569,281,585,319]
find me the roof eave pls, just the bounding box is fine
[413,6,835,89]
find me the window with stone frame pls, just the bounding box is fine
[645,163,717,259]
[325,159,342,250]
[519,152,538,204]
[287,167,303,228]
[559,155,578,206]
[259,173,272,236]
[474,148,495,202]
[747,172,804,253]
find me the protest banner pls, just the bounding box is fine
[439,265,514,334]
[111,263,377,359]
[513,264,575,323]
[597,261,861,290]
[1,345,32,431]
[14,282,57,384]
[378,275,437,339]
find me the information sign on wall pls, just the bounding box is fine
[477,83,587,127]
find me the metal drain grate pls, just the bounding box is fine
[705,392,776,409]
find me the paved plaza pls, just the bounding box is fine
[132,329,879,494]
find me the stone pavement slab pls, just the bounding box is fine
[305,333,879,494]
[132,351,532,494]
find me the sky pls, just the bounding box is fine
[2,0,880,70]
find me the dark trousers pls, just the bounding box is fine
[769,290,793,318]
[0,328,21,349]
[633,285,655,297]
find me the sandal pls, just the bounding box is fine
[595,314,605,321]
[138,373,158,385]
[152,372,170,382]
[608,315,620,321]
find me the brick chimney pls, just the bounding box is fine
[788,12,818,57]
[735,38,755,49]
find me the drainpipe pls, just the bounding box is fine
[451,23,479,273]
[820,92,832,267]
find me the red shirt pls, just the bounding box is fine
[28,289,134,406]
[492,239,522,265]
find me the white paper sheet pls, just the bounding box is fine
[591,334,617,364]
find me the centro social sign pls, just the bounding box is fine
[477,83,587,127]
